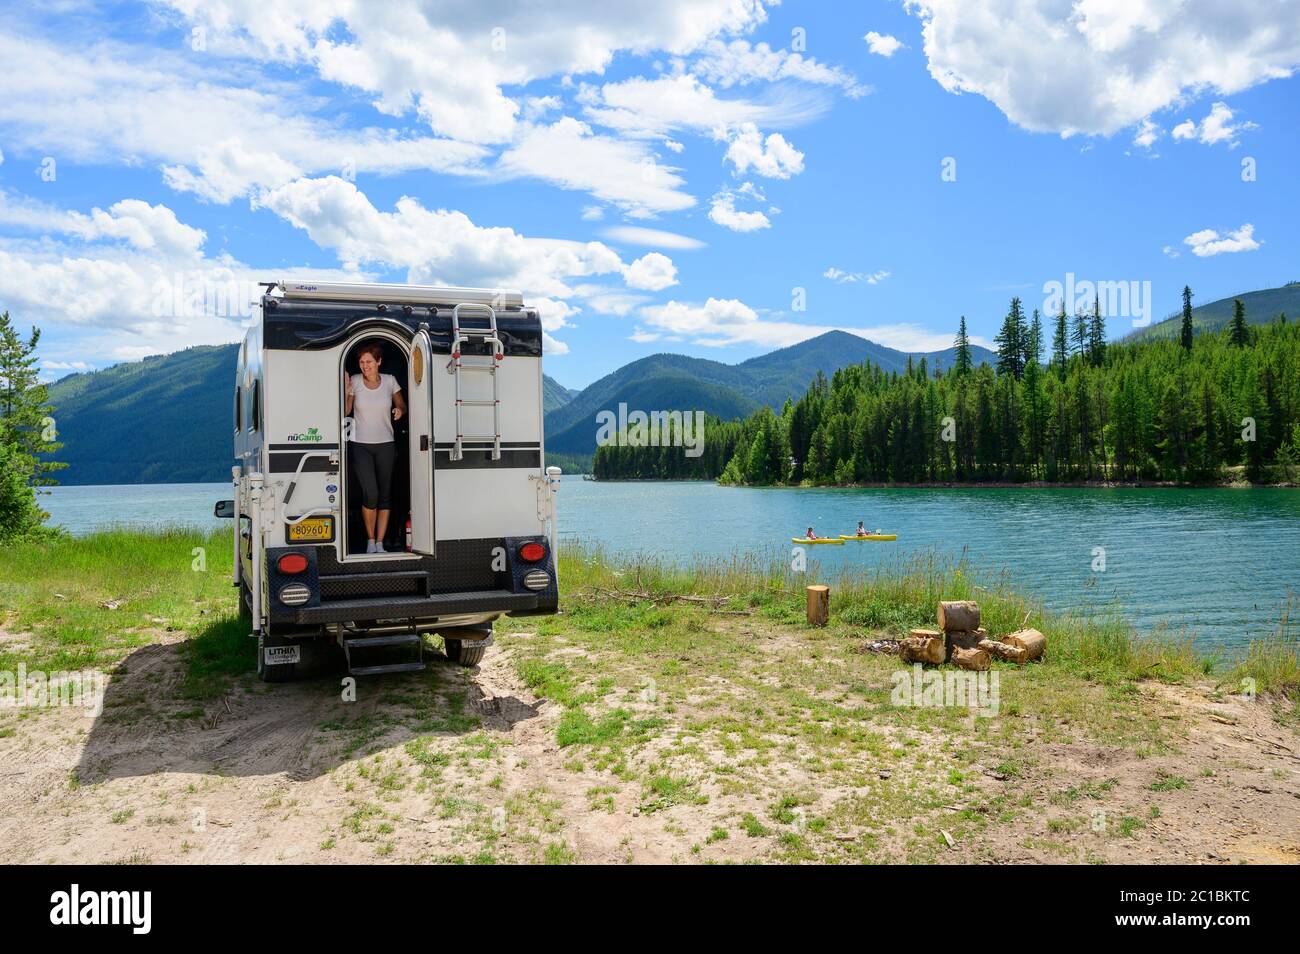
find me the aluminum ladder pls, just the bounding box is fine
[446,302,502,461]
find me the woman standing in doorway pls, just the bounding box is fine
[344,343,406,553]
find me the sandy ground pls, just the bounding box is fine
[1,625,1297,865]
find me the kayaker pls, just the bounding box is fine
[805,527,818,540]
[856,521,867,536]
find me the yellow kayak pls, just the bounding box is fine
[791,537,845,545]
[839,534,897,541]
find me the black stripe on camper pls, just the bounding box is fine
[433,448,541,469]
[270,442,340,451]
[270,453,337,473]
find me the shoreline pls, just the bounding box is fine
[588,476,1299,489]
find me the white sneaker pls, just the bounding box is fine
[366,540,377,553]
[374,541,386,553]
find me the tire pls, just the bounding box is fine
[238,578,252,623]
[256,630,298,683]
[442,623,492,667]
[256,630,345,683]
[443,639,487,667]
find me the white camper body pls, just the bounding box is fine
[219,281,560,680]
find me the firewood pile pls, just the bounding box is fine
[899,600,1045,669]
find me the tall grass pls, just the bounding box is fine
[558,541,1286,692]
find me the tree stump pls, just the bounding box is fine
[937,600,981,632]
[806,585,830,627]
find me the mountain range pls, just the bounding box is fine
[1124,282,1299,343]
[44,330,992,483]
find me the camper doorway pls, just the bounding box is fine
[339,332,423,560]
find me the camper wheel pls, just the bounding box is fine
[256,631,299,682]
[238,579,252,623]
[256,630,344,682]
[442,624,494,668]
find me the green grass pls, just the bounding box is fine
[0,526,242,675]
[556,541,1288,693]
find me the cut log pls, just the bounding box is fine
[951,647,991,671]
[978,638,1028,665]
[1004,628,1046,661]
[937,600,980,633]
[900,634,945,665]
[806,585,830,627]
[945,627,987,652]
[908,628,943,640]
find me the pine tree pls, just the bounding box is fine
[1180,285,1194,351]
[0,312,65,487]
[1228,297,1249,347]
[1088,294,1106,367]
[1072,308,1089,357]
[994,297,1027,379]
[954,316,972,375]
[1052,304,1069,376]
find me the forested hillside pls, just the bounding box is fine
[593,298,1300,485]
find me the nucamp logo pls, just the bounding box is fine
[50,884,151,935]
[287,427,324,442]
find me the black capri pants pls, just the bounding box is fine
[349,441,396,510]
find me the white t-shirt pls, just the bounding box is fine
[350,373,401,444]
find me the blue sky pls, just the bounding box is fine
[1,0,1297,388]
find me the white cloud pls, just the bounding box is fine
[1162,244,1180,259]
[252,176,681,350]
[157,0,773,145]
[622,252,678,291]
[708,191,771,232]
[691,39,869,97]
[581,205,605,221]
[498,118,693,218]
[824,267,890,285]
[600,226,706,250]
[906,1,1300,138]
[1169,102,1257,147]
[1132,118,1161,149]
[639,297,969,351]
[1182,223,1261,257]
[722,122,805,178]
[864,32,904,57]
[581,73,829,138]
[0,192,359,361]
[0,32,487,204]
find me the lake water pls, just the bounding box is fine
[40,479,1300,651]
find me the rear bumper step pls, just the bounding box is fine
[297,589,540,624]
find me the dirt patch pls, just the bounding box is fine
[0,623,1295,864]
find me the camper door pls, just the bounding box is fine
[408,329,435,554]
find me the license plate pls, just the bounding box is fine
[287,516,334,542]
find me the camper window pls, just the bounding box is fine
[234,386,241,432]
[250,380,261,433]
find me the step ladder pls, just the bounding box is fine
[343,632,425,676]
[446,302,503,461]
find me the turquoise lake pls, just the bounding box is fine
[40,479,1300,651]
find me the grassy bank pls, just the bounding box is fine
[0,528,1295,702]
[2,529,1297,864]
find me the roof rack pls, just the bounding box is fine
[273,280,524,308]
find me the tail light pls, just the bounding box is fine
[518,542,546,563]
[277,553,308,574]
